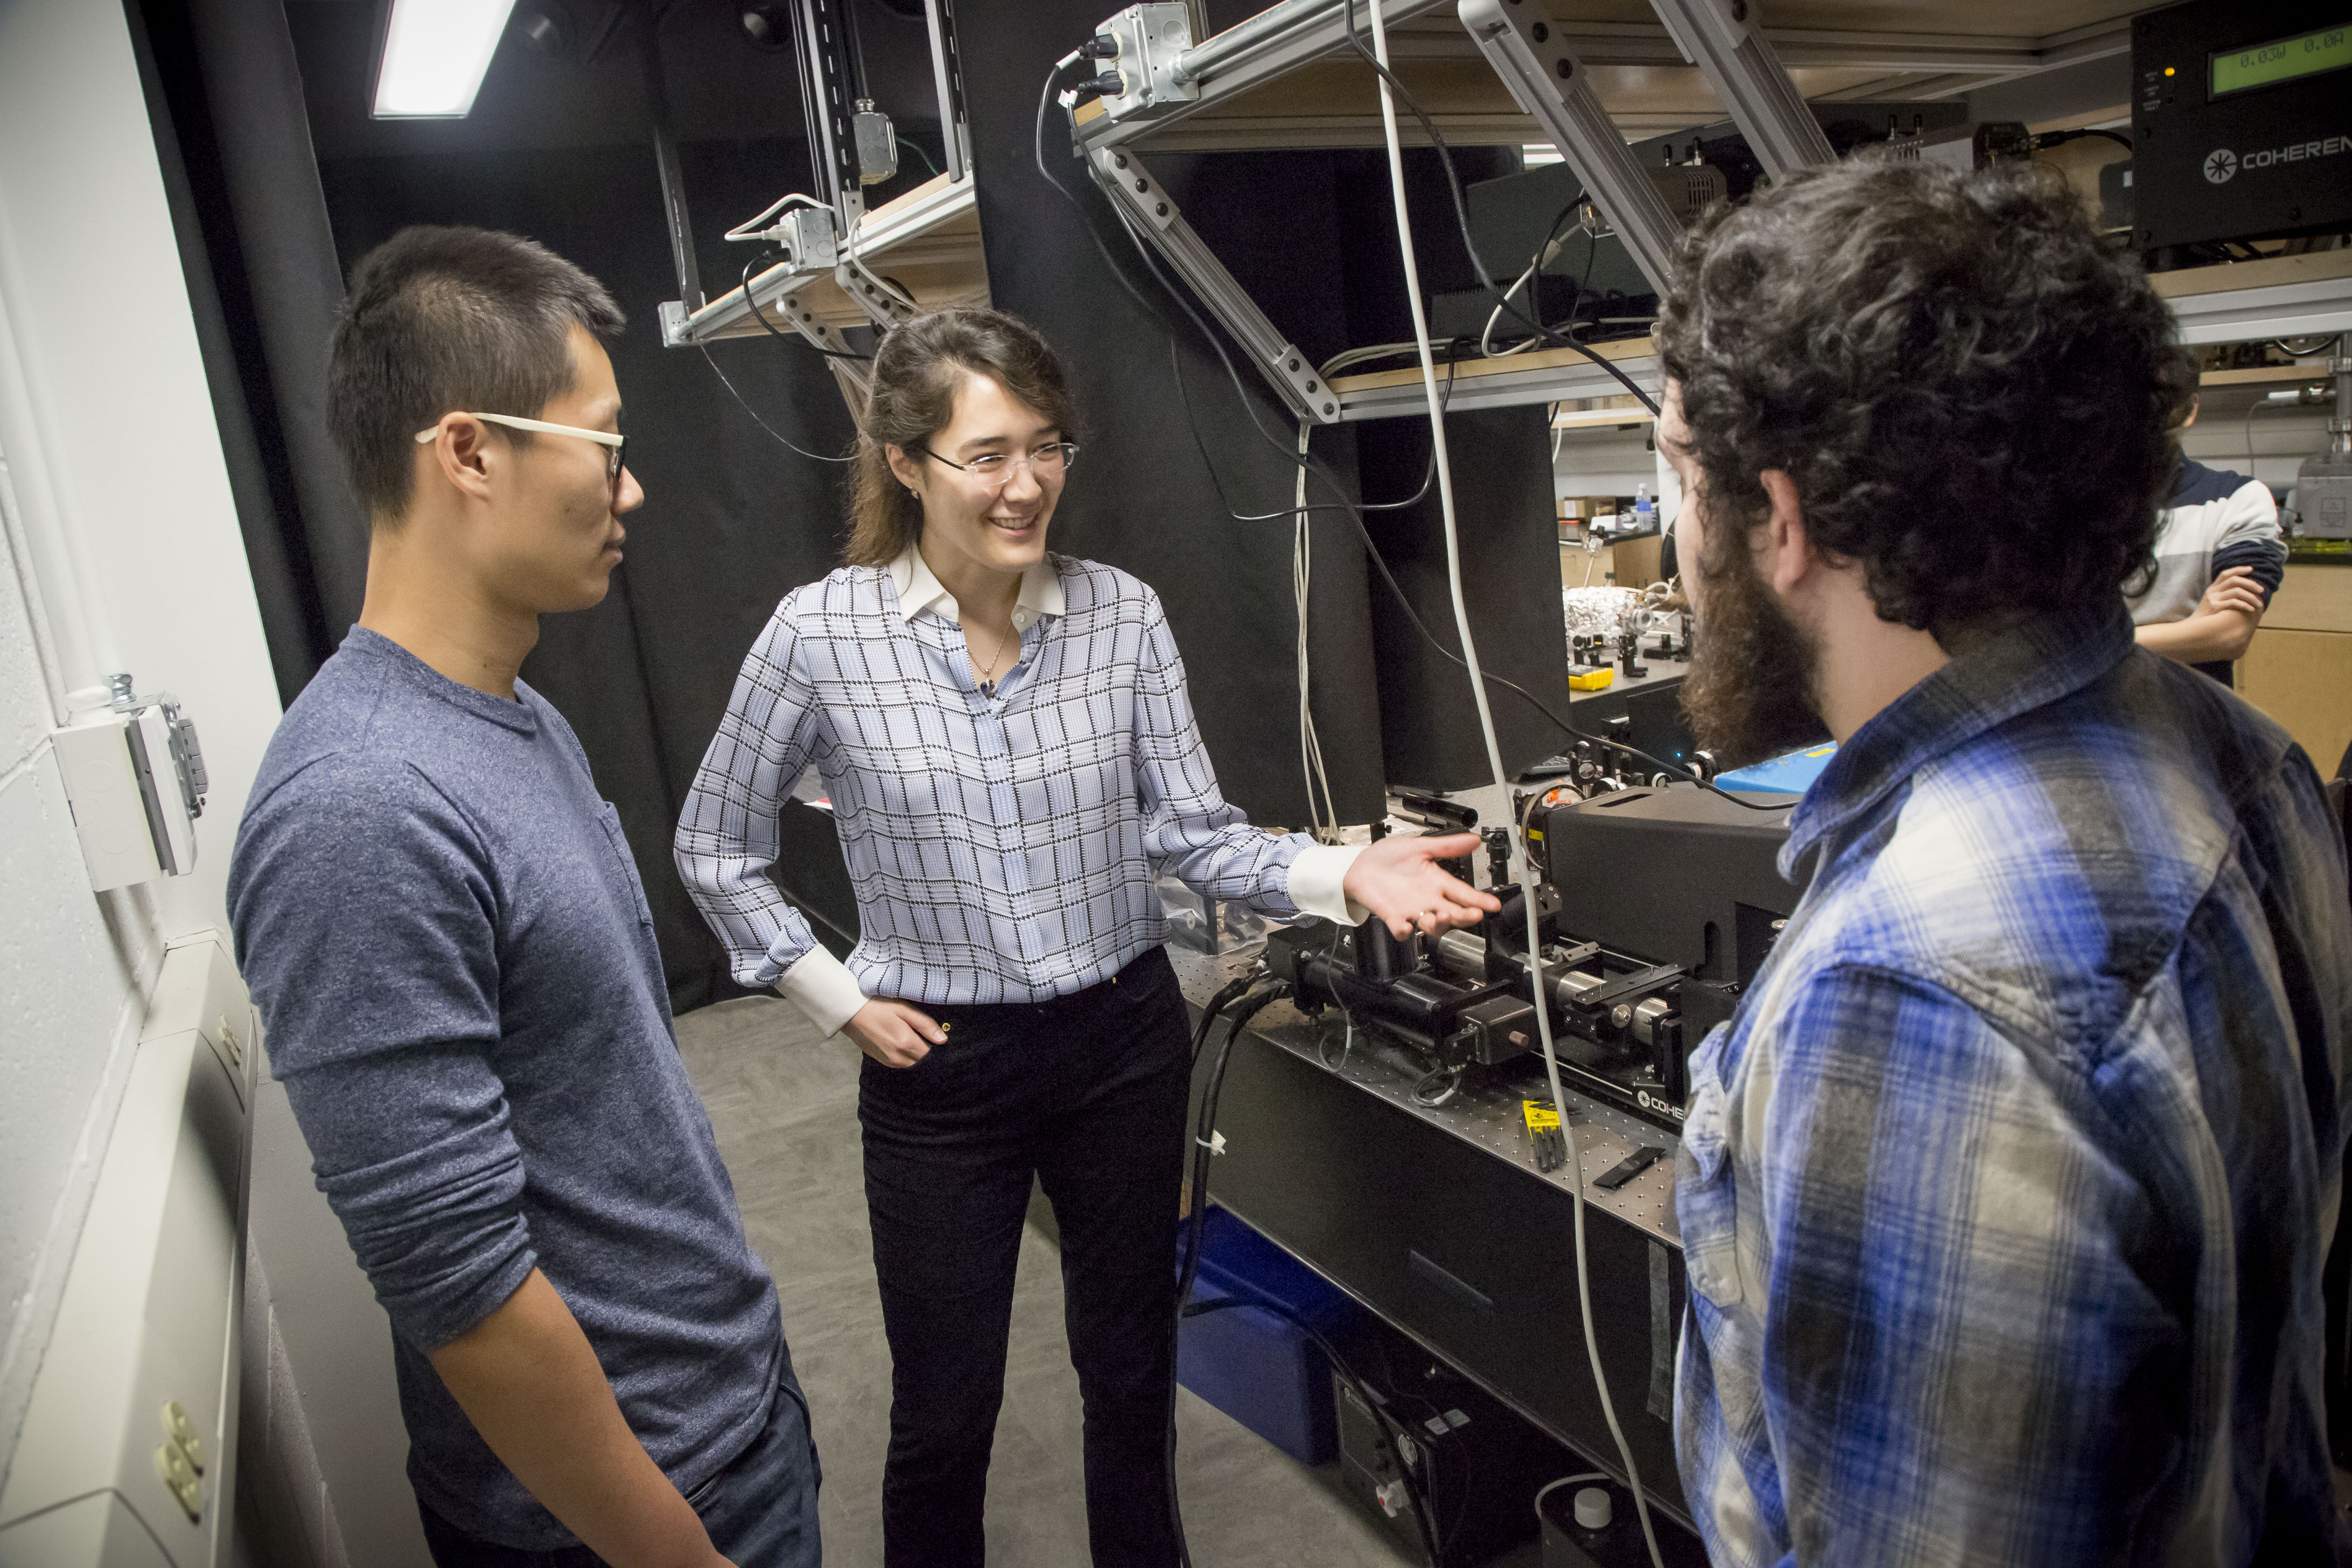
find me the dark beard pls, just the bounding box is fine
[1679,528,1827,772]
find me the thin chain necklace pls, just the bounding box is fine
[969,620,1014,694]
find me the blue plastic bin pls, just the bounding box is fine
[1176,1208,1364,1466]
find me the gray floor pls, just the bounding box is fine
[681,993,2352,1568]
[676,993,1524,1568]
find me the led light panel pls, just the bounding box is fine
[372,0,519,119]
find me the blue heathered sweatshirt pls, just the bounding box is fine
[228,627,784,1548]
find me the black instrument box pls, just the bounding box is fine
[1537,786,1798,988]
[2133,1,2352,250]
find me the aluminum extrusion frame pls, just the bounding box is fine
[1073,0,1455,151]
[1083,145,1342,423]
[1647,0,1836,175]
[1460,0,1683,296]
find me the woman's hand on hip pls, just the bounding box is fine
[1342,832,1502,941]
[844,999,948,1068]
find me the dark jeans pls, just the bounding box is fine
[416,1365,821,1567]
[859,945,1193,1568]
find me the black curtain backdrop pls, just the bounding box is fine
[130,0,341,703]
[958,1,1570,806]
[955,1,1391,834]
[137,0,1576,1008]
[1357,402,1576,788]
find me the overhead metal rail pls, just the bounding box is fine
[922,0,972,180]
[1460,0,1683,296]
[1075,5,2138,157]
[1319,253,2352,423]
[1805,17,2131,101]
[660,173,981,349]
[1330,340,1662,422]
[2156,252,2352,349]
[1084,144,1341,423]
[1545,16,2130,99]
[1647,0,1833,176]
[657,0,978,358]
[1070,0,1454,152]
[1075,2,2348,433]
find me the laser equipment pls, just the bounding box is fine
[2133,0,2352,251]
[1266,785,1798,1135]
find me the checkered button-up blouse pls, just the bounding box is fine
[676,548,1358,1034]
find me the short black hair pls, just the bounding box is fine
[1658,157,2196,640]
[326,226,624,522]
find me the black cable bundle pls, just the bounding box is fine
[1165,977,1448,1568]
[1178,981,1289,1310]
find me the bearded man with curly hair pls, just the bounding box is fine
[1657,156,2352,1566]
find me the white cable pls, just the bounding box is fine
[1519,792,1667,1568]
[1319,342,1427,379]
[1293,417,1341,840]
[723,191,829,244]
[1480,233,1568,359]
[1481,258,1538,358]
[1364,6,1665,1565]
[1532,1472,1610,1521]
[1294,421,1319,832]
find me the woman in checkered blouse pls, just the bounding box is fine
[677,307,1495,1568]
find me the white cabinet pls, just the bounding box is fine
[0,935,255,1568]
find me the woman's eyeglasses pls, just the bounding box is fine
[416,412,628,498]
[911,442,1080,486]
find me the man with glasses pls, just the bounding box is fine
[229,226,818,1568]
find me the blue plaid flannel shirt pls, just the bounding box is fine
[1676,607,2352,1566]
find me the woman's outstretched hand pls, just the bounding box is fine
[1341,832,1502,940]
[844,999,948,1068]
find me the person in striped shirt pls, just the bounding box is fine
[2126,398,2286,684]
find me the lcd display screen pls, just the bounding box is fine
[2210,22,2351,97]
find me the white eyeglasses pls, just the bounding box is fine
[416,412,627,495]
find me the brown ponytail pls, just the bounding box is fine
[844,306,1081,566]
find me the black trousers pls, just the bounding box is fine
[858,945,1193,1568]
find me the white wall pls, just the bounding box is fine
[2182,403,2333,512]
[0,0,281,1492]
[1553,423,1662,513]
[0,403,155,1498]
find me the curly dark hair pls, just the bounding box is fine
[1657,156,2196,639]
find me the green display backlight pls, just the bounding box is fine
[2210,22,2351,97]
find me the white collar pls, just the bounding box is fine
[888,544,1066,631]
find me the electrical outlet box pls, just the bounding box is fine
[52,694,206,892]
[1087,4,1198,124]
[852,100,898,185]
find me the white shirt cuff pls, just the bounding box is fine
[775,945,869,1038]
[1286,844,1370,926]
